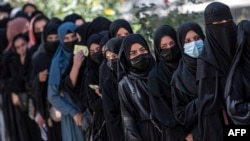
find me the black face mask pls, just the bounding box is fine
[160,45,181,63]
[107,59,118,72]
[44,40,59,54]
[64,39,78,52]
[34,32,42,42]
[130,53,151,71]
[91,51,104,65]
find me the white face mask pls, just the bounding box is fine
[183,39,204,58]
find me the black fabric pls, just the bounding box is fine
[118,34,155,80]
[225,20,250,125]
[63,13,84,24]
[14,11,29,21]
[29,15,49,55]
[76,22,91,45]
[118,34,161,141]
[102,37,124,141]
[172,22,205,95]
[5,48,41,141]
[197,2,237,79]
[197,2,237,141]
[32,15,49,43]
[0,17,10,28]
[86,16,111,42]
[85,32,108,141]
[170,22,205,141]
[0,28,7,54]
[148,25,188,141]
[204,2,233,24]
[30,20,62,140]
[153,25,181,68]
[109,19,133,38]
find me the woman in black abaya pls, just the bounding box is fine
[118,34,161,141]
[7,34,40,141]
[197,2,237,141]
[102,37,124,141]
[109,19,133,38]
[85,33,109,141]
[225,20,250,125]
[148,25,188,141]
[31,21,62,141]
[171,22,205,141]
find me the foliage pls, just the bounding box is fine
[6,0,122,21]
[130,3,160,52]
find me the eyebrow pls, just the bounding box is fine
[139,46,145,50]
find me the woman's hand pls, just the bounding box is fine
[95,88,102,97]
[73,112,82,126]
[35,113,45,128]
[185,133,193,141]
[11,92,20,106]
[73,51,85,69]
[39,69,48,82]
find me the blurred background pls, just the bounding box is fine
[1,0,250,48]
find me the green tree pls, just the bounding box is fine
[6,0,123,21]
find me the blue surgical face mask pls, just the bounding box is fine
[183,39,204,58]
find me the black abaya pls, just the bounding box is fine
[197,2,237,141]
[118,34,160,141]
[171,22,205,141]
[148,25,186,141]
[225,20,250,125]
[102,37,124,141]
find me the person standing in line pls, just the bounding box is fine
[31,21,62,141]
[102,37,125,141]
[197,2,237,141]
[171,22,205,141]
[47,22,84,141]
[225,20,250,125]
[148,24,188,141]
[118,34,161,141]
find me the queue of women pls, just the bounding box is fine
[0,1,249,141]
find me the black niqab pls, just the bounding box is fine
[198,2,237,79]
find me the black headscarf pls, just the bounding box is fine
[105,37,123,55]
[153,25,181,66]
[63,13,84,24]
[171,22,205,95]
[42,22,61,55]
[149,25,181,96]
[224,20,250,124]
[109,19,133,38]
[118,34,155,79]
[87,33,104,81]
[75,22,91,45]
[100,33,109,49]
[197,2,237,80]
[32,15,49,43]
[86,16,111,42]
